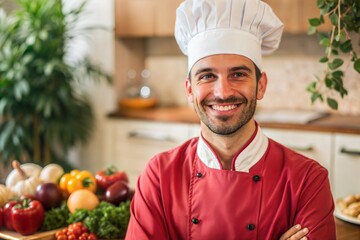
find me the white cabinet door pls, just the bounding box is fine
[106,119,191,188]
[333,134,360,199]
[262,128,333,185]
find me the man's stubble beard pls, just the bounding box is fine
[194,96,257,136]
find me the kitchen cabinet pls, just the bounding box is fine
[115,0,183,37]
[262,128,333,176]
[263,0,302,33]
[103,119,193,188]
[333,134,360,199]
[115,0,154,37]
[115,0,330,36]
[263,0,331,33]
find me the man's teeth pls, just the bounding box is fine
[212,105,237,111]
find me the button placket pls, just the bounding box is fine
[191,218,199,224]
[191,172,203,227]
[252,175,261,182]
[247,224,255,230]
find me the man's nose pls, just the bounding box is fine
[214,77,235,98]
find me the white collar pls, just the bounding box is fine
[197,126,268,172]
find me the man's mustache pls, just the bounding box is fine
[202,96,248,105]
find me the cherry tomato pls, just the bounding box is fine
[87,233,97,240]
[70,226,82,237]
[79,232,89,240]
[57,235,67,240]
[61,228,68,235]
[67,233,76,240]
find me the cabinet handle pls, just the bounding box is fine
[287,145,314,152]
[128,131,175,142]
[340,148,360,156]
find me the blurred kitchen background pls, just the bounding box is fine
[1,0,359,199]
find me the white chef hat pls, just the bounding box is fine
[174,0,284,72]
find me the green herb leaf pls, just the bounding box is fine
[332,70,344,79]
[332,39,340,48]
[339,40,352,53]
[311,92,323,103]
[316,0,325,8]
[320,37,331,47]
[307,26,317,35]
[354,59,360,73]
[306,81,317,92]
[68,200,131,239]
[309,18,322,27]
[327,97,338,110]
[325,78,333,88]
[329,13,338,25]
[40,201,70,231]
[328,58,344,70]
[319,57,328,63]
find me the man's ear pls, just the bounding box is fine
[185,78,194,103]
[257,72,267,100]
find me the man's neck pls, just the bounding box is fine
[201,120,257,170]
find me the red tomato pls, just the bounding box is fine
[95,165,129,190]
[11,198,44,235]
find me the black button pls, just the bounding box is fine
[196,172,203,178]
[247,224,255,230]
[192,218,199,224]
[252,175,261,182]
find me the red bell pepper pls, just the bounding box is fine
[3,200,18,230]
[10,198,45,235]
[0,207,3,228]
[95,165,129,190]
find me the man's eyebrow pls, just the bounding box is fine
[229,65,253,73]
[194,68,214,76]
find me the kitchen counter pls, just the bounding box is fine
[336,218,360,239]
[108,106,360,134]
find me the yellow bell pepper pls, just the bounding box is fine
[59,170,97,194]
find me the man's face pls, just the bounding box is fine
[186,54,267,135]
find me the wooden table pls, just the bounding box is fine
[336,218,360,240]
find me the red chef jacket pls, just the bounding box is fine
[125,126,336,240]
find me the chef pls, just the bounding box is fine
[125,0,336,239]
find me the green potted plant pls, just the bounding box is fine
[307,0,360,110]
[0,0,111,170]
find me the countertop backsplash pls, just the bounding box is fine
[145,54,360,115]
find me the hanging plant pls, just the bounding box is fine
[0,0,111,169]
[307,0,360,110]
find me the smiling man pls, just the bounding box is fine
[125,0,336,239]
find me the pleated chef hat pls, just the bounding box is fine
[174,0,284,72]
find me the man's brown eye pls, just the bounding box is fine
[234,72,245,77]
[200,74,214,79]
